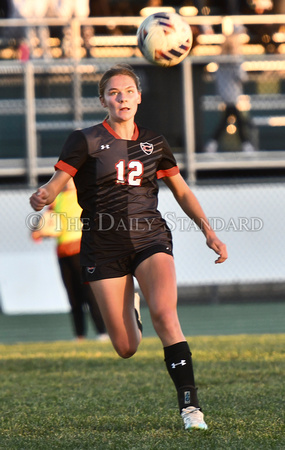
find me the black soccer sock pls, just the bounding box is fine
[135,308,143,333]
[164,341,200,412]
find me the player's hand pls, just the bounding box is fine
[206,235,228,264]
[29,188,49,211]
[31,230,43,242]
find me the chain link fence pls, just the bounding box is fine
[0,179,284,313]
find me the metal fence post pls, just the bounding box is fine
[24,61,37,187]
[71,18,82,61]
[73,63,83,123]
[182,57,196,184]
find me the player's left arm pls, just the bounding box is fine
[162,173,228,264]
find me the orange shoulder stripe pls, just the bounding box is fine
[55,160,77,177]
[156,166,179,179]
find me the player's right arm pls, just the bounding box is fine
[30,170,71,211]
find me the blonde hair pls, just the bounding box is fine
[99,64,142,99]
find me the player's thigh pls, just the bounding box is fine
[89,275,141,356]
[89,274,135,330]
[135,252,178,314]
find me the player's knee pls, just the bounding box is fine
[152,309,177,333]
[117,346,137,359]
[114,341,139,359]
[119,350,136,359]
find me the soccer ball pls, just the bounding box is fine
[137,12,193,67]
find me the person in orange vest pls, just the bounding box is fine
[32,179,108,341]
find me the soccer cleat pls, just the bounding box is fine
[181,406,208,431]
[95,333,110,342]
[134,292,143,333]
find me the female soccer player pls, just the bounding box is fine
[30,64,228,431]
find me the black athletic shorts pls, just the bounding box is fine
[81,244,173,282]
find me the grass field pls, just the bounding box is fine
[1,302,285,343]
[1,334,284,449]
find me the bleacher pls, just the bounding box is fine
[0,8,285,185]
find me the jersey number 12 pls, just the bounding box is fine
[115,160,143,186]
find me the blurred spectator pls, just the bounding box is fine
[49,0,89,19]
[252,0,273,14]
[46,0,92,58]
[6,0,50,58]
[9,0,49,19]
[31,179,108,341]
[6,0,92,58]
[204,33,256,153]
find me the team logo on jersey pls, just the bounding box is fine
[87,266,96,274]
[140,142,154,155]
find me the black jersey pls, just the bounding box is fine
[55,120,179,266]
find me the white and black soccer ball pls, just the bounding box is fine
[137,12,193,67]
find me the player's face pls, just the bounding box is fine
[100,75,141,123]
